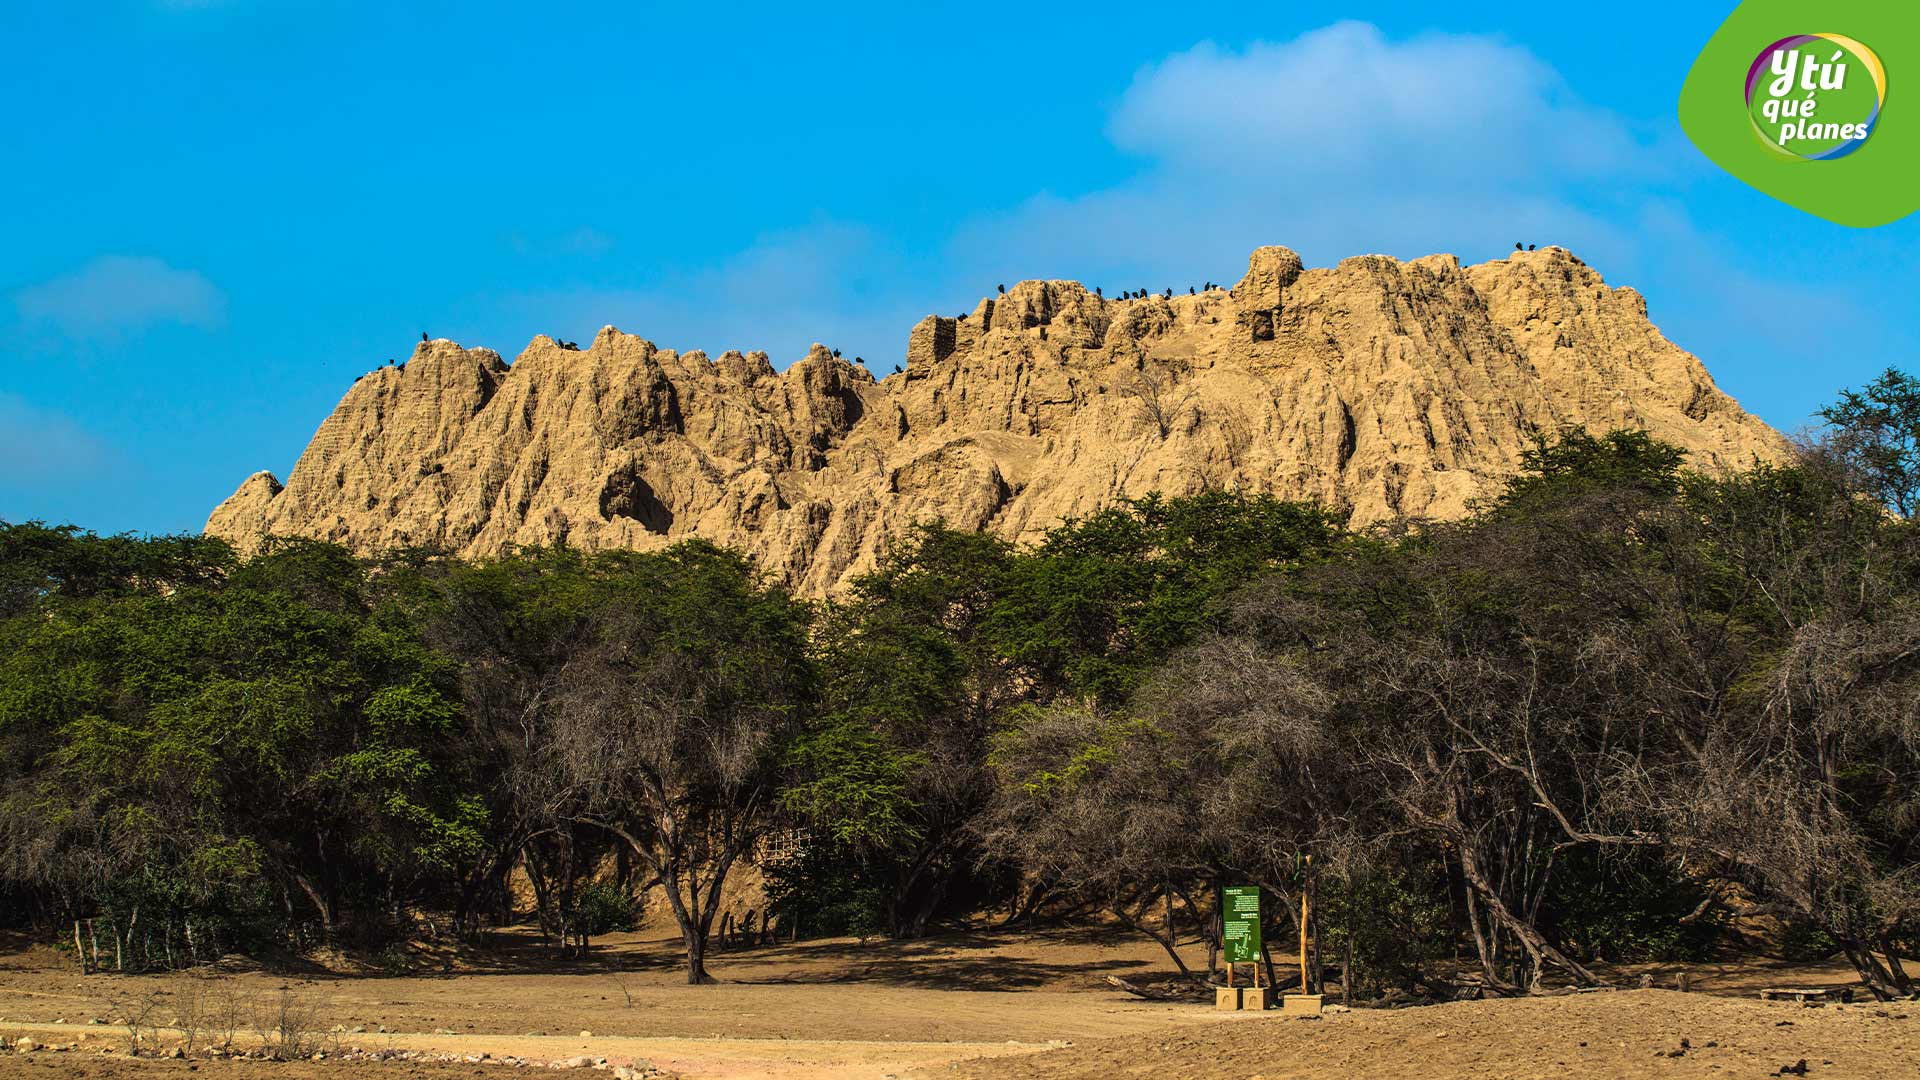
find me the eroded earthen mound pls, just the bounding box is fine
[206,245,1788,594]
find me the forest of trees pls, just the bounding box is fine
[2,369,1917,996]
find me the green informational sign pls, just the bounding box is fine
[1222,885,1261,964]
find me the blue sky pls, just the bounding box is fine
[4,1,1914,534]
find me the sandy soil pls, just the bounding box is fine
[0,1060,493,1080]
[0,927,1898,1078]
[0,927,1251,1078]
[928,990,1920,1080]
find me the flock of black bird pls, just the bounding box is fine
[971,279,1229,319]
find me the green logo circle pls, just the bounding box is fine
[1746,35,1885,160]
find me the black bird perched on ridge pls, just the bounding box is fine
[421,331,429,342]
[1514,242,1523,251]
[997,283,1006,294]
[1528,244,1537,251]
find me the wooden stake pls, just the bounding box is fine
[1300,855,1312,994]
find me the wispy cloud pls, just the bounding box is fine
[485,21,1831,397]
[14,256,226,341]
[0,395,116,492]
[498,221,921,369]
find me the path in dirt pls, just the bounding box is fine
[0,927,1897,1078]
[0,927,1274,1078]
[0,1019,1061,1079]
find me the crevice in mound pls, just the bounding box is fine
[600,466,675,535]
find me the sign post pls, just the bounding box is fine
[1220,885,1265,1009]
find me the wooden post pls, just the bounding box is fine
[1299,855,1311,994]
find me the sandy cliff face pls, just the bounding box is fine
[206,245,1788,595]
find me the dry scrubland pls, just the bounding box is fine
[12,252,1918,1078]
[2,927,1908,1079]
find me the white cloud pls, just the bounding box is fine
[0,395,114,491]
[485,21,1816,398]
[14,256,226,340]
[492,26,1677,371]
[949,22,1676,284]
[1108,23,1660,186]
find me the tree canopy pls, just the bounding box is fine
[5,369,1918,999]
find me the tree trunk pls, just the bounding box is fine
[890,836,953,939]
[1113,894,1207,988]
[1839,937,1902,1001]
[1877,930,1914,993]
[1342,878,1356,1004]
[292,875,334,942]
[906,880,946,938]
[682,921,709,985]
[1456,837,1601,988]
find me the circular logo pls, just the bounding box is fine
[1745,35,1885,160]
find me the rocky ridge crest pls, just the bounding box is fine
[207,245,1788,595]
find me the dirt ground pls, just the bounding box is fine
[931,990,1920,1079]
[0,926,1902,1078]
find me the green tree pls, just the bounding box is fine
[372,545,601,937]
[1496,427,1687,511]
[0,531,482,961]
[792,524,1018,938]
[1818,367,1920,516]
[994,492,1346,704]
[0,521,232,617]
[548,541,815,983]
